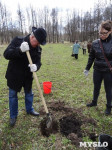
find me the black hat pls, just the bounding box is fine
[32,27,47,45]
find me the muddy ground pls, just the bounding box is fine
[39,101,98,147]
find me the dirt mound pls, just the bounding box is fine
[49,101,73,112]
[40,101,98,146]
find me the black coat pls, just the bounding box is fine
[85,34,112,72]
[4,35,42,92]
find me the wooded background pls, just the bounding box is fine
[0,0,112,44]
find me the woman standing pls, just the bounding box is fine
[73,40,80,59]
[84,20,112,115]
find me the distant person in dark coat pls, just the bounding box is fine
[87,41,92,53]
[4,27,47,127]
[84,20,112,115]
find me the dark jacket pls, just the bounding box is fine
[85,34,112,72]
[4,35,42,92]
[87,42,92,53]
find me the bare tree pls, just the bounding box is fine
[29,5,38,27]
[64,10,72,42]
[51,8,59,43]
[26,8,31,32]
[17,4,25,35]
[0,2,5,44]
[93,0,103,38]
[37,9,44,27]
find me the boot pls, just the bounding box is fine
[10,117,17,127]
[105,104,111,115]
[86,100,97,107]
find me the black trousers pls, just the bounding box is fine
[83,48,86,55]
[74,54,78,59]
[93,70,112,106]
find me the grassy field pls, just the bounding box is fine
[0,43,112,150]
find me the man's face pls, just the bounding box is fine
[30,35,40,47]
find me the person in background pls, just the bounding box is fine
[82,42,87,55]
[73,40,80,59]
[4,27,47,127]
[87,41,92,53]
[84,20,112,115]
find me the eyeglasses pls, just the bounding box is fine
[99,31,109,36]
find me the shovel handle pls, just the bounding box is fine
[26,51,49,114]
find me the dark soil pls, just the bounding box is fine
[39,101,98,146]
[59,115,82,137]
[40,116,59,137]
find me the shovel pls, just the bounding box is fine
[26,50,52,129]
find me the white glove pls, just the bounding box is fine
[20,42,30,52]
[84,70,89,76]
[28,64,37,72]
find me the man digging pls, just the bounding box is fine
[4,27,47,127]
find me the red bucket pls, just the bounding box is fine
[43,81,52,94]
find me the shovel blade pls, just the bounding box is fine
[46,115,52,128]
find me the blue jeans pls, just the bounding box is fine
[9,88,34,118]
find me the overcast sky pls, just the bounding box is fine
[3,0,98,10]
[1,0,100,9]
[2,0,110,20]
[2,0,110,11]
